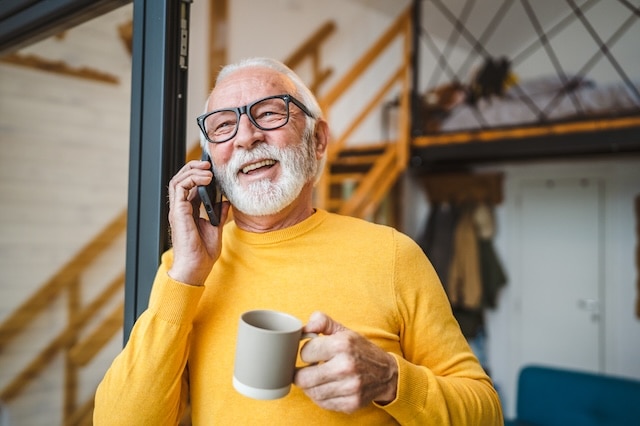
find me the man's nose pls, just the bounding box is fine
[233,113,264,149]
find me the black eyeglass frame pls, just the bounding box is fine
[196,94,315,144]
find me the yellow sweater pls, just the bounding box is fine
[94,209,502,425]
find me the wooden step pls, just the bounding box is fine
[337,142,389,157]
[326,142,394,213]
[330,142,391,173]
[329,172,363,184]
[330,161,373,175]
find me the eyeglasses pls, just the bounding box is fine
[197,94,314,144]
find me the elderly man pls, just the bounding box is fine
[94,57,503,425]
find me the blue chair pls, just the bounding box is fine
[505,365,640,426]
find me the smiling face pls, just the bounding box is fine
[205,67,324,217]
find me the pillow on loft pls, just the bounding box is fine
[505,74,593,99]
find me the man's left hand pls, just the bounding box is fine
[294,311,398,413]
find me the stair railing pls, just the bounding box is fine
[0,211,127,425]
[316,6,413,219]
[283,21,336,95]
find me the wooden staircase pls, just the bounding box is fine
[327,143,396,216]
[0,5,412,424]
[316,6,412,221]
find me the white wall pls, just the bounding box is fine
[477,158,640,417]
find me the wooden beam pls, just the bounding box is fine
[420,172,504,205]
[413,116,640,147]
[118,20,133,55]
[0,52,119,84]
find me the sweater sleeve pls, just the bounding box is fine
[378,232,503,425]
[93,251,204,426]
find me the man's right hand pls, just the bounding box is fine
[167,159,230,286]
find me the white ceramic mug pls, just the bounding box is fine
[233,310,314,400]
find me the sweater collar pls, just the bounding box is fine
[227,208,328,246]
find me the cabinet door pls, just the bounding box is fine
[517,177,603,371]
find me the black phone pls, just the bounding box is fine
[198,152,223,226]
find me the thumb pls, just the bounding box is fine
[303,311,346,335]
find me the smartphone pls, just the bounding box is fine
[198,152,223,226]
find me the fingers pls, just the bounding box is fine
[168,160,215,234]
[303,311,346,335]
[168,160,212,208]
[300,312,348,365]
[299,330,352,365]
[298,369,364,414]
[295,313,399,413]
[295,334,378,414]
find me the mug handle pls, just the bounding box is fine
[296,333,319,369]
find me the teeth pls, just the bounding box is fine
[242,159,276,174]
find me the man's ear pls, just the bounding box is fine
[313,119,330,159]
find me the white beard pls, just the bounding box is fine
[214,130,317,216]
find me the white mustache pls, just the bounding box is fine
[227,144,282,176]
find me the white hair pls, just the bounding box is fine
[215,57,323,119]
